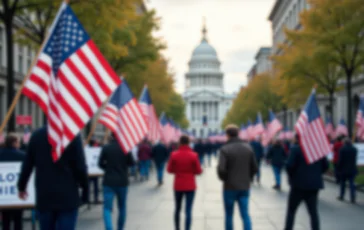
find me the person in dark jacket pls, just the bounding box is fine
[0,134,25,230]
[337,138,358,203]
[217,125,257,230]
[267,139,287,190]
[98,135,134,230]
[205,140,213,167]
[284,135,328,230]
[193,139,205,167]
[17,127,88,230]
[250,138,264,184]
[151,142,169,185]
[138,139,152,181]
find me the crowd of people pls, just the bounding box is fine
[0,124,359,230]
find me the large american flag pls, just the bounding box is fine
[295,89,331,164]
[253,113,265,138]
[139,86,161,143]
[239,124,248,140]
[99,81,148,153]
[22,4,121,160]
[335,118,348,138]
[356,95,364,140]
[325,116,335,139]
[263,110,282,146]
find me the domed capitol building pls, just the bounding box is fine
[183,21,235,138]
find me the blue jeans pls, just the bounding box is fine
[340,175,356,201]
[156,162,165,183]
[103,186,128,230]
[174,191,195,230]
[223,190,252,230]
[199,155,204,166]
[139,160,149,178]
[38,209,78,230]
[272,166,282,186]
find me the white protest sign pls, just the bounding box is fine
[354,143,364,166]
[327,143,364,165]
[85,147,104,176]
[0,163,35,208]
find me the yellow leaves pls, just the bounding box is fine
[223,72,282,127]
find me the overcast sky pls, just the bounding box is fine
[146,0,275,94]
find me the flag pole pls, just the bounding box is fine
[84,97,111,146]
[0,0,69,134]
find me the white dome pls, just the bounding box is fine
[192,39,217,57]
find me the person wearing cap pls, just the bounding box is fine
[167,135,202,230]
[217,124,257,230]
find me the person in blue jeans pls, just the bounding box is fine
[217,125,257,230]
[98,135,135,230]
[337,138,358,203]
[151,141,169,186]
[267,140,287,191]
[18,127,88,230]
[250,137,264,184]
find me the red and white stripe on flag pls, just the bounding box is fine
[139,103,161,143]
[295,113,331,164]
[22,4,121,160]
[99,99,148,153]
[356,110,364,140]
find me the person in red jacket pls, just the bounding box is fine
[333,135,344,183]
[167,135,202,230]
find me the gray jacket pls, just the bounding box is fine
[217,138,258,191]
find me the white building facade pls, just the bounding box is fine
[247,47,272,83]
[183,23,234,138]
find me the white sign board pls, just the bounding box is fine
[85,147,104,176]
[0,163,35,208]
[327,143,364,165]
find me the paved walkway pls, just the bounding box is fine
[77,158,364,230]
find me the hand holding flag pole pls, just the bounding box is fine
[0,0,69,133]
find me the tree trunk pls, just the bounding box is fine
[329,91,334,120]
[283,105,287,129]
[346,72,353,138]
[5,18,15,132]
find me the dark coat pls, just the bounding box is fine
[338,143,358,177]
[217,138,258,191]
[17,127,88,211]
[151,143,169,166]
[0,148,25,162]
[286,144,328,190]
[267,143,287,167]
[98,140,134,187]
[138,143,152,161]
[250,141,264,164]
[193,143,205,157]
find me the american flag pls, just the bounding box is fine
[170,119,182,142]
[246,119,254,140]
[160,112,174,144]
[22,4,121,160]
[279,128,294,140]
[356,95,364,140]
[239,124,249,140]
[99,80,148,153]
[325,116,335,139]
[295,89,331,164]
[139,86,161,143]
[22,128,31,144]
[335,118,348,137]
[263,110,282,146]
[253,113,265,138]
